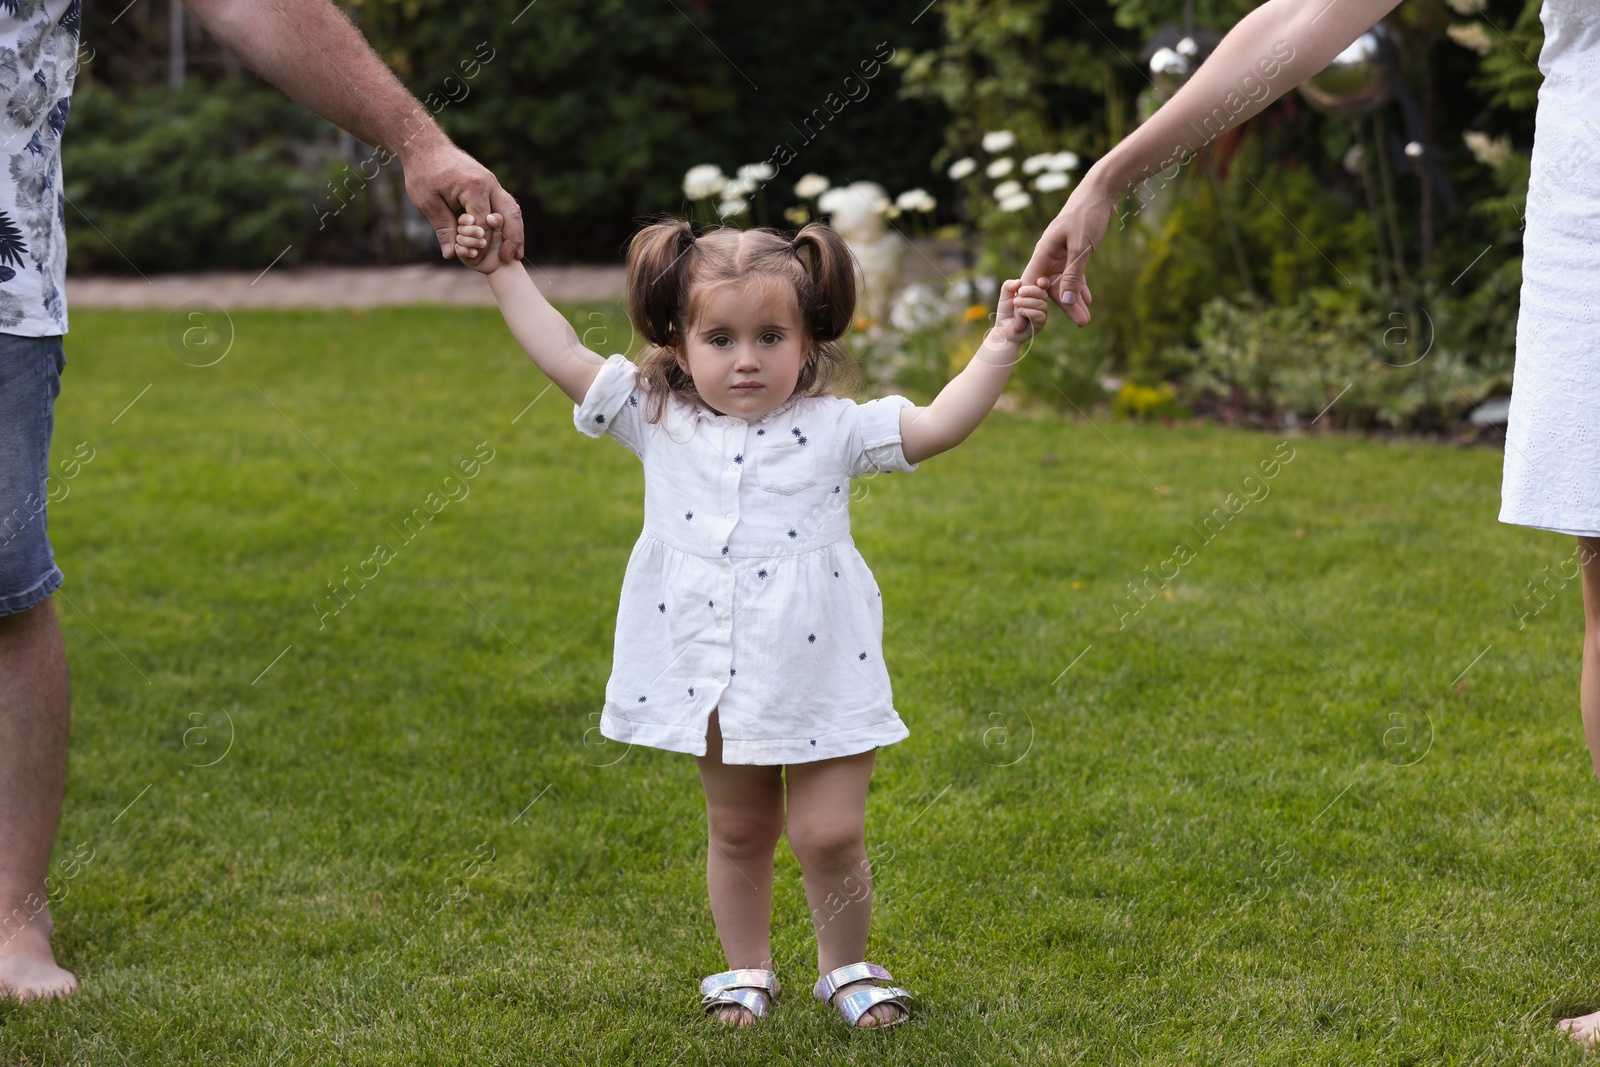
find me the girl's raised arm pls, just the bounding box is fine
[898,279,1048,465]
[457,212,606,407]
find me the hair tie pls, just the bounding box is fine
[789,239,802,254]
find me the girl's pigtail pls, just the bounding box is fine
[626,218,697,348]
[791,222,857,342]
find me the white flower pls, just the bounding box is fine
[890,284,949,333]
[1342,143,1367,175]
[947,157,978,180]
[716,197,749,218]
[1463,129,1512,169]
[1022,153,1053,175]
[817,187,850,215]
[1035,171,1071,193]
[992,180,1023,200]
[981,130,1016,153]
[878,202,903,219]
[1048,151,1080,172]
[736,162,776,183]
[794,173,830,199]
[986,157,1014,179]
[819,184,890,216]
[683,164,726,201]
[723,176,757,199]
[895,188,936,212]
[1445,0,1484,13]
[997,191,1031,212]
[1446,22,1493,55]
[946,276,998,306]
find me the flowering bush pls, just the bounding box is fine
[675,132,1086,408]
[940,129,1080,275]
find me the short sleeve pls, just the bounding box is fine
[846,395,920,479]
[573,353,650,461]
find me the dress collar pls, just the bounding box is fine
[691,389,807,427]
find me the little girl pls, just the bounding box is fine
[455,210,1046,1029]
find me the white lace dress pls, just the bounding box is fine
[1499,0,1600,538]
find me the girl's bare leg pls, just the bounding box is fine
[785,748,902,1028]
[1560,538,1600,1047]
[694,709,785,1026]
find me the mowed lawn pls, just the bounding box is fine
[3,304,1597,1066]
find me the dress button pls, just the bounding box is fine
[724,512,734,521]
[717,620,727,631]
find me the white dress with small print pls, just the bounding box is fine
[574,353,919,765]
[1499,0,1600,538]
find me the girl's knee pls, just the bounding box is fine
[786,817,866,869]
[707,803,784,859]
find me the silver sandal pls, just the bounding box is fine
[700,967,781,1023]
[813,961,913,1029]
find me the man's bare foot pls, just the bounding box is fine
[709,1002,759,1027]
[1559,1009,1600,1048]
[0,916,78,1002]
[831,979,906,1028]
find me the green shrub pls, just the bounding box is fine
[1130,141,1374,379]
[63,81,338,273]
[1178,274,1511,431]
[1011,318,1111,413]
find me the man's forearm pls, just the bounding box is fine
[181,0,448,161]
[1085,0,1403,200]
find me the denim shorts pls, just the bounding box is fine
[0,333,65,616]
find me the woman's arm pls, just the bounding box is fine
[899,280,1048,466]
[1022,0,1405,325]
[458,214,606,406]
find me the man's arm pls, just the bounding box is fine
[180,0,524,264]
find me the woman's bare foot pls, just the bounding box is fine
[1559,1009,1600,1048]
[831,979,906,1028]
[0,920,77,1002]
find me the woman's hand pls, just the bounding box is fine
[1019,178,1114,328]
[993,278,1050,346]
[1018,0,1406,328]
[455,212,506,276]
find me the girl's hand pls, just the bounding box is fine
[455,212,506,275]
[993,278,1049,346]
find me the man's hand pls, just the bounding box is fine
[993,278,1050,345]
[454,212,506,275]
[403,142,524,265]
[1019,183,1111,328]
[178,0,530,265]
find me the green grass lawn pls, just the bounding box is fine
[2,304,1596,1065]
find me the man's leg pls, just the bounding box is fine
[0,333,74,999]
[0,597,74,1000]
